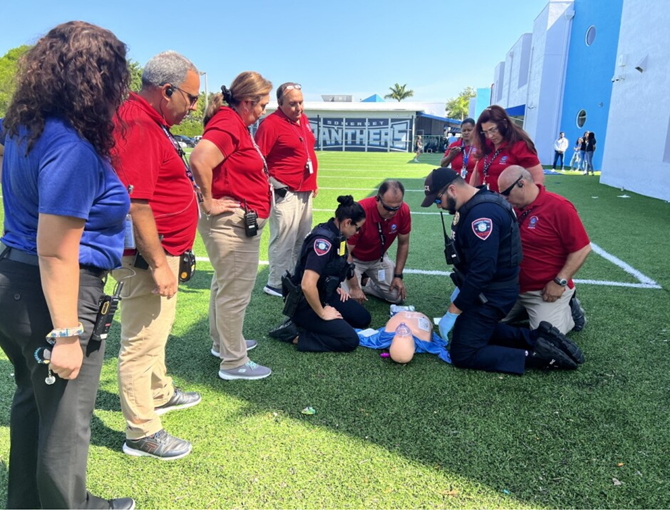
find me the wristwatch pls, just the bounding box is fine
[393,273,404,279]
[553,276,568,287]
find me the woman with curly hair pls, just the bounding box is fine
[470,105,544,193]
[0,21,133,509]
[190,71,274,380]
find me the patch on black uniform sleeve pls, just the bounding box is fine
[471,218,493,240]
[314,238,332,256]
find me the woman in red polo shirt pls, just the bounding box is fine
[440,117,478,181]
[469,105,543,193]
[190,71,273,381]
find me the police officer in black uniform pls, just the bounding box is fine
[421,168,583,374]
[269,195,371,352]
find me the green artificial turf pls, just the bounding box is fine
[1,152,670,509]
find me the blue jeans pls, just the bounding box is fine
[584,151,595,174]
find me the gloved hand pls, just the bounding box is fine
[438,312,459,341]
[450,287,460,303]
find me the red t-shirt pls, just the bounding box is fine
[478,139,540,193]
[515,185,590,293]
[112,93,198,256]
[444,140,478,182]
[348,196,412,262]
[254,110,318,192]
[203,107,272,218]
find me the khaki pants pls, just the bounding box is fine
[199,209,267,370]
[114,255,179,440]
[341,253,402,304]
[267,190,313,288]
[502,286,576,334]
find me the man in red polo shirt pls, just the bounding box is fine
[498,166,591,334]
[344,180,411,304]
[111,51,201,460]
[255,82,318,297]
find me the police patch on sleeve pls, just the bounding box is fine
[471,218,493,240]
[314,238,332,256]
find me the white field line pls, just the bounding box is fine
[313,208,440,216]
[196,241,662,290]
[319,187,425,192]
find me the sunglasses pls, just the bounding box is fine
[377,196,402,212]
[500,176,523,196]
[283,83,302,92]
[173,85,199,107]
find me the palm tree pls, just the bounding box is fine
[384,83,414,102]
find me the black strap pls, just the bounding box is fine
[482,148,502,177]
[159,126,204,203]
[376,222,386,262]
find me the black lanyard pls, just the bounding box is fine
[482,148,502,177]
[160,126,203,203]
[376,222,386,262]
[517,206,535,226]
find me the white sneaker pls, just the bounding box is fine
[211,340,257,358]
[263,285,283,297]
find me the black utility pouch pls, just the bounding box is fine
[179,250,196,282]
[281,272,303,317]
[133,252,150,270]
[91,281,124,342]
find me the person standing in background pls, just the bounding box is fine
[552,132,568,171]
[578,131,589,172]
[441,118,478,182]
[569,137,583,170]
[413,135,423,163]
[255,82,318,298]
[584,131,597,175]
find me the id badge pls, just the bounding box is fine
[124,215,136,249]
[338,240,346,256]
[306,158,314,175]
[377,269,386,282]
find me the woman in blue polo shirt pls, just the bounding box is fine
[0,22,133,509]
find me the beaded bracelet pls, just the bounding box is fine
[46,322,84,339]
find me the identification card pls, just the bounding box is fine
[306,158,314,174]
[377,269,386,282]
[124,215,135,249]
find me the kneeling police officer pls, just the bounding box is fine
[421,168,583,374]
[270,195,371,351]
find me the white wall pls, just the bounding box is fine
[524,0,574,164]
[601,0,670,201]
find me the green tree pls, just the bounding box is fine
[171,92,208,137]
[445,87,476,120]
[128,59,143,93]
[0,45,31,117]
[384,83,414,102]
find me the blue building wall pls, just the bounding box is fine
[560,0,623,170]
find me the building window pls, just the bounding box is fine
[576,110,587,128]
[585,25,597,46]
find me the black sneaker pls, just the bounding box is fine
[109,497,136,509]
[155,387,202,416]
[528,337,578,370]
[123,429,192,460]
[537,321,584,364]
[269,319,299,343]
[570,296,587,332]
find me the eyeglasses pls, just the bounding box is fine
[174,86,199,107]
[500,176,523,196]
[377,196,402,212]
[480,126,499,137]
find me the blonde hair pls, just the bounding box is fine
[204,71,272,126]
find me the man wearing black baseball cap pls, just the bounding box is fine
[420,168,584,374]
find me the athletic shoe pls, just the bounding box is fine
[269,319,299,343]
[528,337,578,370]
[123,429,192,460]
[109,498,136,510]
[211,340,257,357]
[154,387,202,416]
[537,321,584,364]
[218,361,272,380]
[263,285,283,297]
[570,296,587,332]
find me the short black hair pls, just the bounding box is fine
[378,179,405,198]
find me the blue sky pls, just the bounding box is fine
[0,0,549,103]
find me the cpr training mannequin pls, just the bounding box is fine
[357,310,451,364]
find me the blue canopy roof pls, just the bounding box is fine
[362,94,385,102]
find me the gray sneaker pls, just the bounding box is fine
[211,340,257,357]
[218,360,272,380]
[123,429,192,460]
[155,387,201,416]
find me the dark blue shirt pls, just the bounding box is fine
[451,189,520,311]
[1,117,130,270]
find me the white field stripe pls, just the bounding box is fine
[590,243,661,287]
[312,208,441,215]
[319,187,425,192]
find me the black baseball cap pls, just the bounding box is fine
[421,168,460,207]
